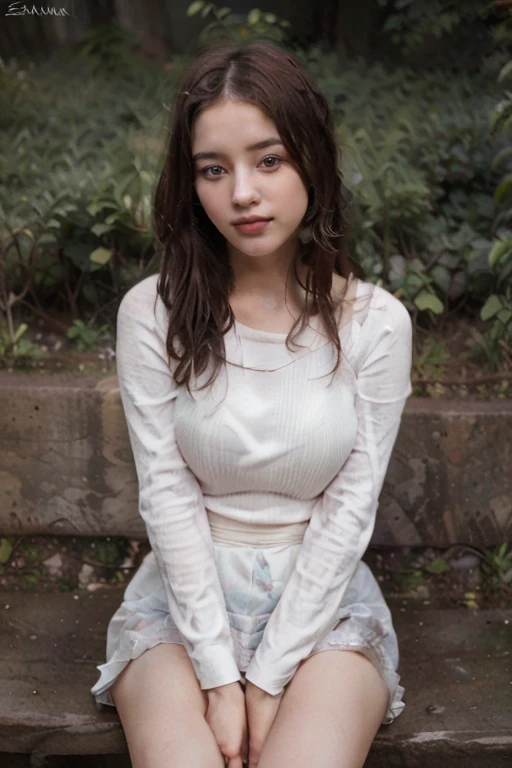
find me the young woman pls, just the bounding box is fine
[91,41,412,768]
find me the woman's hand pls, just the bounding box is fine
[244,680,284,768]
[205,682,248,767]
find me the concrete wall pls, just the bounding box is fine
[0,373,510,546]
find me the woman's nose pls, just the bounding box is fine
[231,171,260,206]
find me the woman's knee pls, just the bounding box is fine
[258,650,389,768]
[109,643,223,768]
[111,642,207,711]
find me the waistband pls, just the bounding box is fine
[206,509,308,548]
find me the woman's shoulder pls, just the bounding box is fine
[368,281,412,336]
[117,273,169,338]
[332,274,411,373]
[334,273,410,333]
[117,273,168,336]
[119,272,160,312]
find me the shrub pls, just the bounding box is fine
[0,11,508,373]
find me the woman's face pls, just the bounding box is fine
[191,98,309,266]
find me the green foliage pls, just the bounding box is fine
[66,319,111,353]
[0,273,46,363]
[475,7,512,369]
[75,24,141,75]
[482,542,512,588]
[392,569,424,592]
[58,577,77,592]
[296,49,500,322]
[376,0,496,64]
[0,52,174,334]
[112,570,127,584]
[84,539,124,565]
[0,319,44,363]
[0,538,13,564]
[0,56,34,130]
[424,556,450,575]
[0,8,510,378]
[186,2,291,47]
[464,309,511,370]
[413,337,450,381]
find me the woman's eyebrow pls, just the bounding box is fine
[192,138,283,162]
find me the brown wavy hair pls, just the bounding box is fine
[152,40,363,395]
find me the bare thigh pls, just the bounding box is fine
[110,642,225,768]
[258,650,389,768]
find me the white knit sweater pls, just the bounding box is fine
[115,272,413,696]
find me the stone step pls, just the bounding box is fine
[0,589,510,765]
[0,373,511,546]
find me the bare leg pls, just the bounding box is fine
[109,642,226,768]
[258,650,389,768]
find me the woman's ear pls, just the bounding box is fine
[301,185,317,228]
[299,224,313,244]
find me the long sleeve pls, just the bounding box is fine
[115,281,240,690]
[244,289,413,696]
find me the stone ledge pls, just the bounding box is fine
[0,588,510,766]
[0,372,511,545]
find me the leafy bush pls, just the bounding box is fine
[376,0,497,67]
[0,50,181,345]
[186,2,291,47]
[66,319,111,353]
[75,23,141,74]
[294,49,501,323]
[0,7,509,374]
[467,7,512,370]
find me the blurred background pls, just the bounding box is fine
[1,0,511,396]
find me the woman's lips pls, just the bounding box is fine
[233,219,271,235]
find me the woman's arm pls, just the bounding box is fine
[244,287,413,696]
[116,278,240,690]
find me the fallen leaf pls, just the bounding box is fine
[0,538,13,565]
[425,557,450,575]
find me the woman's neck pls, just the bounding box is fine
[230,263,311,314]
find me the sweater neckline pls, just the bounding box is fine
[233,319,290,342]
[232,276,362,343]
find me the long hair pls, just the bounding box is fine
[152,41,363,395]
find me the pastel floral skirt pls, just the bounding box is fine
[91,541,405,725]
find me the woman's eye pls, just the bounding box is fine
[198,155,282,179]
[200,165,224,178]
[261,155,281,168]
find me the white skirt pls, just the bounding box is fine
[91,516,405,725]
